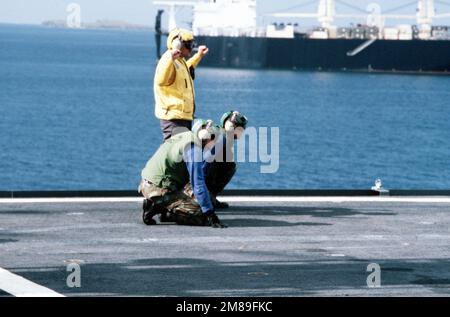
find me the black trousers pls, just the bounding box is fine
[206,161,237,196]
[159,119,192,142]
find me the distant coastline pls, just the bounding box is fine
[41,19,153,31]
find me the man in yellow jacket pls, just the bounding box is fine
[154,28,209,141]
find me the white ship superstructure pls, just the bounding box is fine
[154,0,450,40]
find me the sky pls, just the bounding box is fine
[1,0,450,27]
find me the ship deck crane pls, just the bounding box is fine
[268,0,450,39]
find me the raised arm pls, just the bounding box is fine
[186,45,209,69]
[154,51,178,86]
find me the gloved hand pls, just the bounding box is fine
[198,45,209,57]
[207,213,227,228]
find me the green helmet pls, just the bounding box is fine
[220,110,248,129]
[192,119,221,141]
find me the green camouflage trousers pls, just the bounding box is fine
[138,179,207,226]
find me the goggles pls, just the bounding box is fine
[230,111,248,129]
[183,40,195,51]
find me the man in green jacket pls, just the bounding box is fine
[138,119,226,228]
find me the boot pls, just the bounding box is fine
[159,211,177,223]
[206,213,227,228]
[211,195,229,209]
[142,199,157,225]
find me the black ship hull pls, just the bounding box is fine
[196,35,450,74]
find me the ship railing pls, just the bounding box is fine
[195,27,266,38]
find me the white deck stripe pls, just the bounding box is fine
[1,196,450,203]
[0,267,64,297]
[222,196,450,203]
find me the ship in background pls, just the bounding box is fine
[153,0,450,74]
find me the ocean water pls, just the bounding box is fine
[1,24,450,190]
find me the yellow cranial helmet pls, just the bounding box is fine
[167,28,194,50]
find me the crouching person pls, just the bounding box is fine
[184,111,248,209]
[138,120,226,228]
[206,110,248,209]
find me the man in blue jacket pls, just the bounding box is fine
[184,111,248,209]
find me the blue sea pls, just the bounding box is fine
[1,24,449,190]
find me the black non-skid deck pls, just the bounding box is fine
[0,197,449,296]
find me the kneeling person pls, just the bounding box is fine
[138,120,226,228]
[206,110,248,208]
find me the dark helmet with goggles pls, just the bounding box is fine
[220,110,248,129]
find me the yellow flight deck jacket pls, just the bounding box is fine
[154,51,203,121]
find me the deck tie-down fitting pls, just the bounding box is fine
[371,178,390,196]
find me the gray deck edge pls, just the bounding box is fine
[1,189,450,198]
